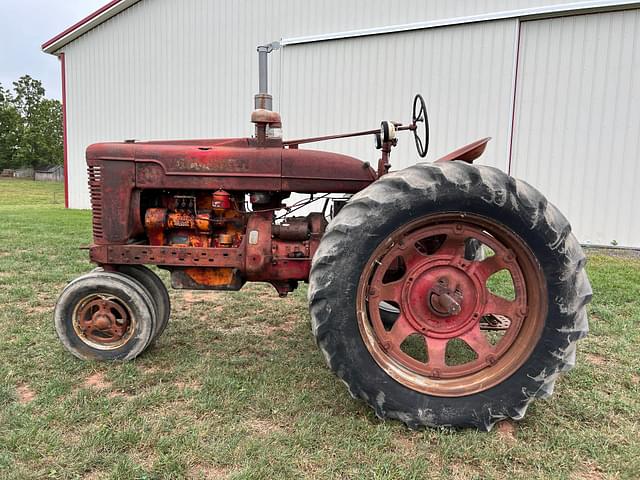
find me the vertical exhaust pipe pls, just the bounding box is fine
[252,42,281,143]
[254,42,279,111]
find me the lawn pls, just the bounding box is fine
[0,178,638,480]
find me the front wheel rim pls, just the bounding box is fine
[72,293,137,350]
[356,213,547,397]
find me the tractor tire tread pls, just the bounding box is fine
[309,161,591,430]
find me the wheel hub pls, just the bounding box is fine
[403,262,483,339]
[76,296,132,346]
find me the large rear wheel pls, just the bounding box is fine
[309,161,591,430]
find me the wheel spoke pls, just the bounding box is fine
[484,293,518,318]
[388,314,416,345]
[474,255,505,281]
[401,243,427,270]
[111,322,126,336]
[425,337,448,369]
[460,324,494,359]
[436,235,467,258]
[380,280,403,303]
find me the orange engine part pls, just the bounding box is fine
[137,190,327,295]
[144,190,244,249]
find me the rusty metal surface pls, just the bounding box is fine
[171,268,244,290]
[74,293,135,349]
[92,245,245,268]
[251,109,282,125]
[436,137,491,163]
[356,213,546,397]
[87,137,375,251]
[281,148,376,192]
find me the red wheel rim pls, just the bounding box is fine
[73,294,136,350]
[356,213,547,397]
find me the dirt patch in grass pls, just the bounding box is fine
[16,384,36,404]
[570,461,605,480]
[495,420,517,443]
[84,372,111,390]
[26,305,50,314]
[106,389,133,400]
[246,417,286,436]
[175,380,202,391]
[393,433,418,455]
[263,317,299,335]
[181,291,222,304]
[83,470,106,480]
[139,364,171,375]
[586,353,607,366]
[189,464,234,479]
[450,462,482,479]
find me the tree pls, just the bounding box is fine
[0,84,22,169]
[12,75,46,121]
[0,76,64,170]
[14,98,63,170]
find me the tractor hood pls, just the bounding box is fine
[86,138,376,193]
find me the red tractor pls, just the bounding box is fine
[55,45,591,430]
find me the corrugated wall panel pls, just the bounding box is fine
[280,20,517,171]
[275,20,519,216]
[61,0,625,209]
[511,9,640,247]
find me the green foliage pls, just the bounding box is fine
[0,90,21,169]
[0,76,63,170]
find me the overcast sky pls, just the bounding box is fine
[0,0,106,100]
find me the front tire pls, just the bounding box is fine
[54,271,156,361]
[309,161,591,430]
[117,265,171,342]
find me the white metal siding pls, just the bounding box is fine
[59,0,640,249]
[62,0,597,209]
[511,9,640,247]
[280,20,517,171]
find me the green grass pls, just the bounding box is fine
[0,178,638,479]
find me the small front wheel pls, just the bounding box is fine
[54,271,156,361]
[117,265,171,342]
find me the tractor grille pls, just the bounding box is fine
[87,166,104,241]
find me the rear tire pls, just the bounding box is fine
[309,161,591,430]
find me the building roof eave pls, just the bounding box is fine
[41,0,142,55]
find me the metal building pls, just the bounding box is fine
[42,0,640,247]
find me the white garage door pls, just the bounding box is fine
[511,9,640,248]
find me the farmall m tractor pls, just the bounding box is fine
[54,45,591,430]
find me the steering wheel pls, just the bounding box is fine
[412,94,429,158]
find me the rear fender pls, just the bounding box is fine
[435,137,491,164]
